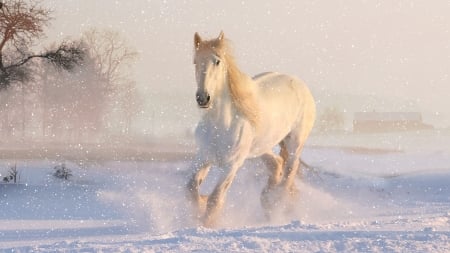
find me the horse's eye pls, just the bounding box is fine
[214,59,221,66]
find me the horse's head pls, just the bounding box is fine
[193,31,227,109]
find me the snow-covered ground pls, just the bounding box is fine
[1,131,449,252]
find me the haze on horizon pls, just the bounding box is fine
[41,0,450,134]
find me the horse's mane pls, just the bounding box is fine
[196,36,259,128]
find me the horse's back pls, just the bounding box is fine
[253,72,309,93]
[252,72,275,80]
[253,72,289,86]
[249,71,315,157]
[253,72,313,109]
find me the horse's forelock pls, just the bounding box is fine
[195,37,228,57]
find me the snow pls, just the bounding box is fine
[1,132,449,252]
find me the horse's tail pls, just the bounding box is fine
[299,158,342,181]
[300,158,313,171]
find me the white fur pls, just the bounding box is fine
[187,32,316,227]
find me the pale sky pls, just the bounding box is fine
[41,0,450,132]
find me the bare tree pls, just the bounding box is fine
[33,28,139,141]
[0,0,84,89]
[81,28,139,135]
[81,28,138,89]
[37,50,107,140]
[119,80,142,135]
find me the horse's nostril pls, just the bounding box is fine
[196,92,210,106]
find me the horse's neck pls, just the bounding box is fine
[228,69,259,128]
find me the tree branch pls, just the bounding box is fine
[4,41,85,71]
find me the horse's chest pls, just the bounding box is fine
[202,125,237,149]
[196,119,252,163]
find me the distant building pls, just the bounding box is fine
[353,112,433,133]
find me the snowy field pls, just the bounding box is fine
[1,131,450,252]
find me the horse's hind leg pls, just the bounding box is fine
[262,151,284,189]
[285,135,305,190]
[283,98,315,194]
[283,126,312,197]
[260,150,285,217]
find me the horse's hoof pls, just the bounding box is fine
[201,215,218,228]
[199,194,208,213]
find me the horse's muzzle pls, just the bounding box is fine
[196,92,211,108]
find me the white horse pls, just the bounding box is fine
[187,31,316,227]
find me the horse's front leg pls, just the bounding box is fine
[202,160,244,227]
[186,160,211,219]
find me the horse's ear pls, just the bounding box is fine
[194,32,202,50]
[218,31,225,42]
